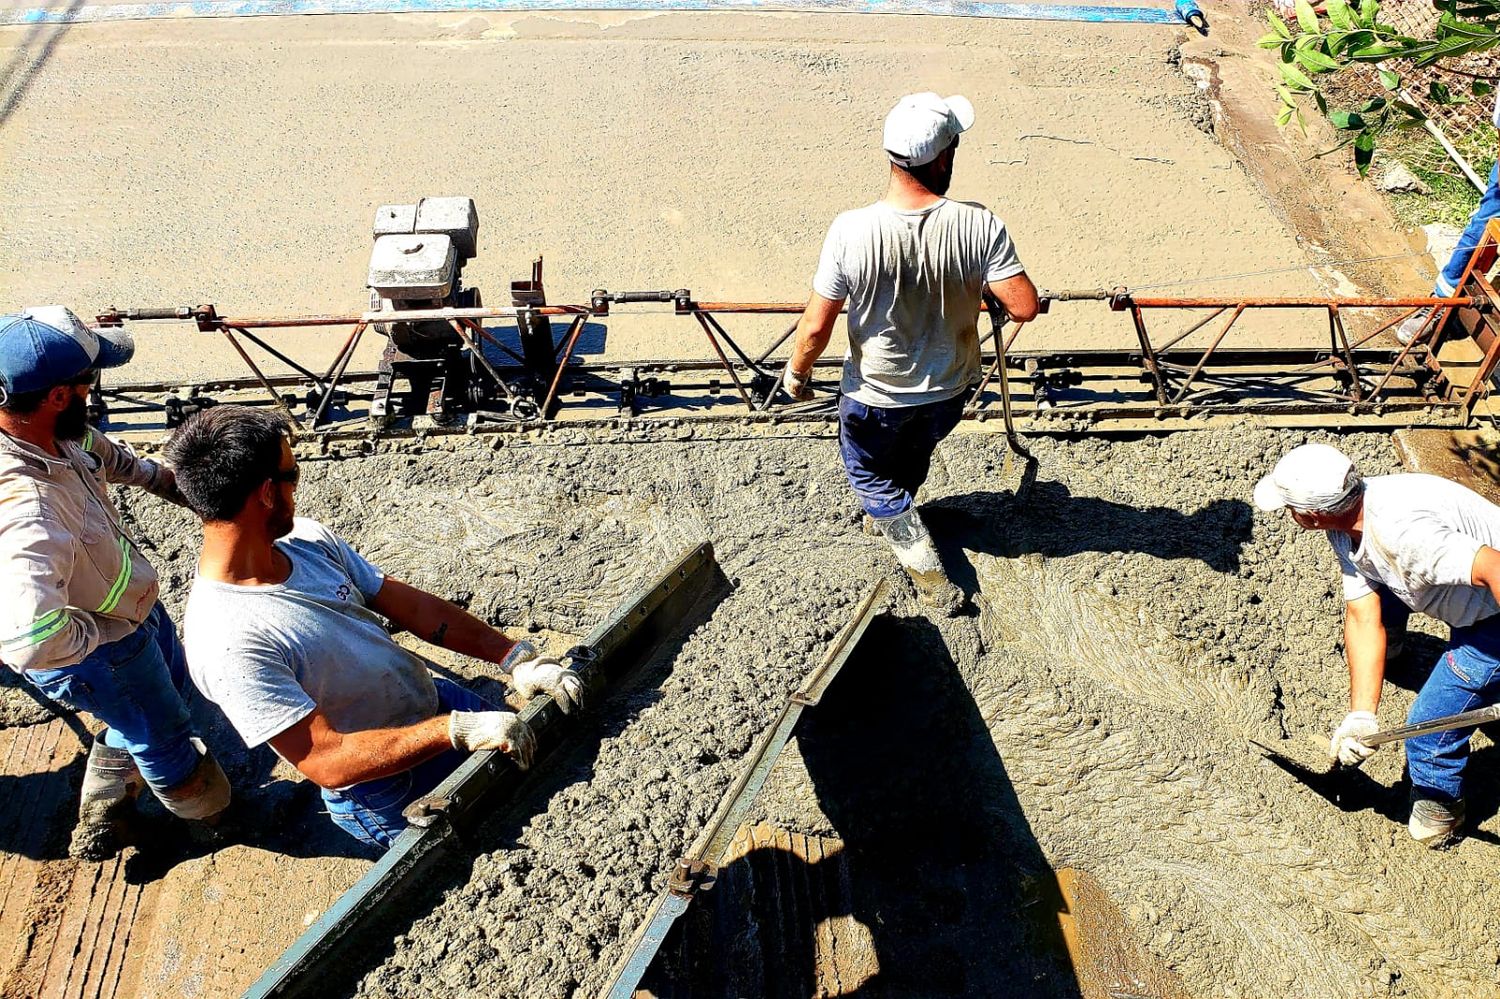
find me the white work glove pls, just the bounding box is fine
[449,711,537,769]
[511,654,586,715]
[1329,710,1380,768]
[781,362,813,402]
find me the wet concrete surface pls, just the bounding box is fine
[88,424,1500,998]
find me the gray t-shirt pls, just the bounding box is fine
[813,198,1025,408]
[1330,474,1500,628]
[183,517,439,754]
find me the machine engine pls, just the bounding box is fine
[366,196,551,424]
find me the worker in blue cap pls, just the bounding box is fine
[0,307,231,859]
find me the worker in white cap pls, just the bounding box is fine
[782,92,1040,615]
[1255,442,1500,847]
[0,307,231,859]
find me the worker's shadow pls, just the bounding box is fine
[1258,739,1500,848]
[926,480,1253,575]
[645,615,1083,998]
[0,753,88,862]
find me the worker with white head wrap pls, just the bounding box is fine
[1255,442,1500,847]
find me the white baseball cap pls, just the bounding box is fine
[1252,443,1364,513]
[883,92,975,168]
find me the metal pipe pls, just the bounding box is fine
[541,315,589,417]
[693,313,755,410]
[1171,304,1245,405]
[1155,306,1227,352]
[310,321,366,427]
[449,320,519,402]
[1128,296,1472,309]
[221,328,299,425]
[1364,702,1500,748]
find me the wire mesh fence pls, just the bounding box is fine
[1366,0,1498,138]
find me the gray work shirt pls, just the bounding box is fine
[1331,474,1500,628]
[182,518,439,758]
[812,198,1025,408]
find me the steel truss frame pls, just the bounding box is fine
[93,221,1500,436]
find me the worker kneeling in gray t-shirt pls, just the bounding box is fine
[162,405,584,850]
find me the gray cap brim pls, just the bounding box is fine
[91,326,135,369]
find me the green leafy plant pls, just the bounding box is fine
[1260,0,1499,173]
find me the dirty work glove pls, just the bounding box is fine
[511,655,586,715]
[781,361,813,402]
[449,711,537,769]
[1329,711,1380,768]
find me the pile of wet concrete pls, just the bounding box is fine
[112,425,1500,998]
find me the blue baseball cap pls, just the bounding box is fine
[0,307,135,402]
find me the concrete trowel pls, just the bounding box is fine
[1250,702,1500,776]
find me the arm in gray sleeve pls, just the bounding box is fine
[0,494,102,672]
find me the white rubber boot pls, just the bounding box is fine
[876,508,964,617]
[155,739,231,821]
[1409,797,1464,849]
[71,740,145,861]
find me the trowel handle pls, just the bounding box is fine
[1361,703,1500,748]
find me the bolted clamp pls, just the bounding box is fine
[402,795,455,830]
[666,858,717,898]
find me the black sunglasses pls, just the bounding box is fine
[269,465,301,486]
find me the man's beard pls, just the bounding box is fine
[269,492,296,539]
[56,396,90,441]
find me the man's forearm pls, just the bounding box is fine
[148,465,192,509]
[789,323,832,377]
[377,578,517,667]
[423,601,517,666]
[312,715,452,787]
[1345,612,1386,714]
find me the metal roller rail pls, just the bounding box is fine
[245,541,723,999]
[92,218,1500,437]
[93,295,1492,438]
[599,577,891,999]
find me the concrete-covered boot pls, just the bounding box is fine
[1409,796,1464,849]
[876,507,964,617]
[71,740,145,861]
[156,739,232,822]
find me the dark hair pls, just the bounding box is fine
[899,136,958,194]
[0,369,96,415]
[162,405,292,521]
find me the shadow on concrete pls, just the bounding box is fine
[1256,739,1500,848]
[643,614,1083,998]
[0,0,82,132]
[928,481,1254,576]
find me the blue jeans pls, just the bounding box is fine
[838,393,966,519]
[321,676,498,850]
[1404,611,1500,804]
[25,602,200,793]
[1437,163,1500,296]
